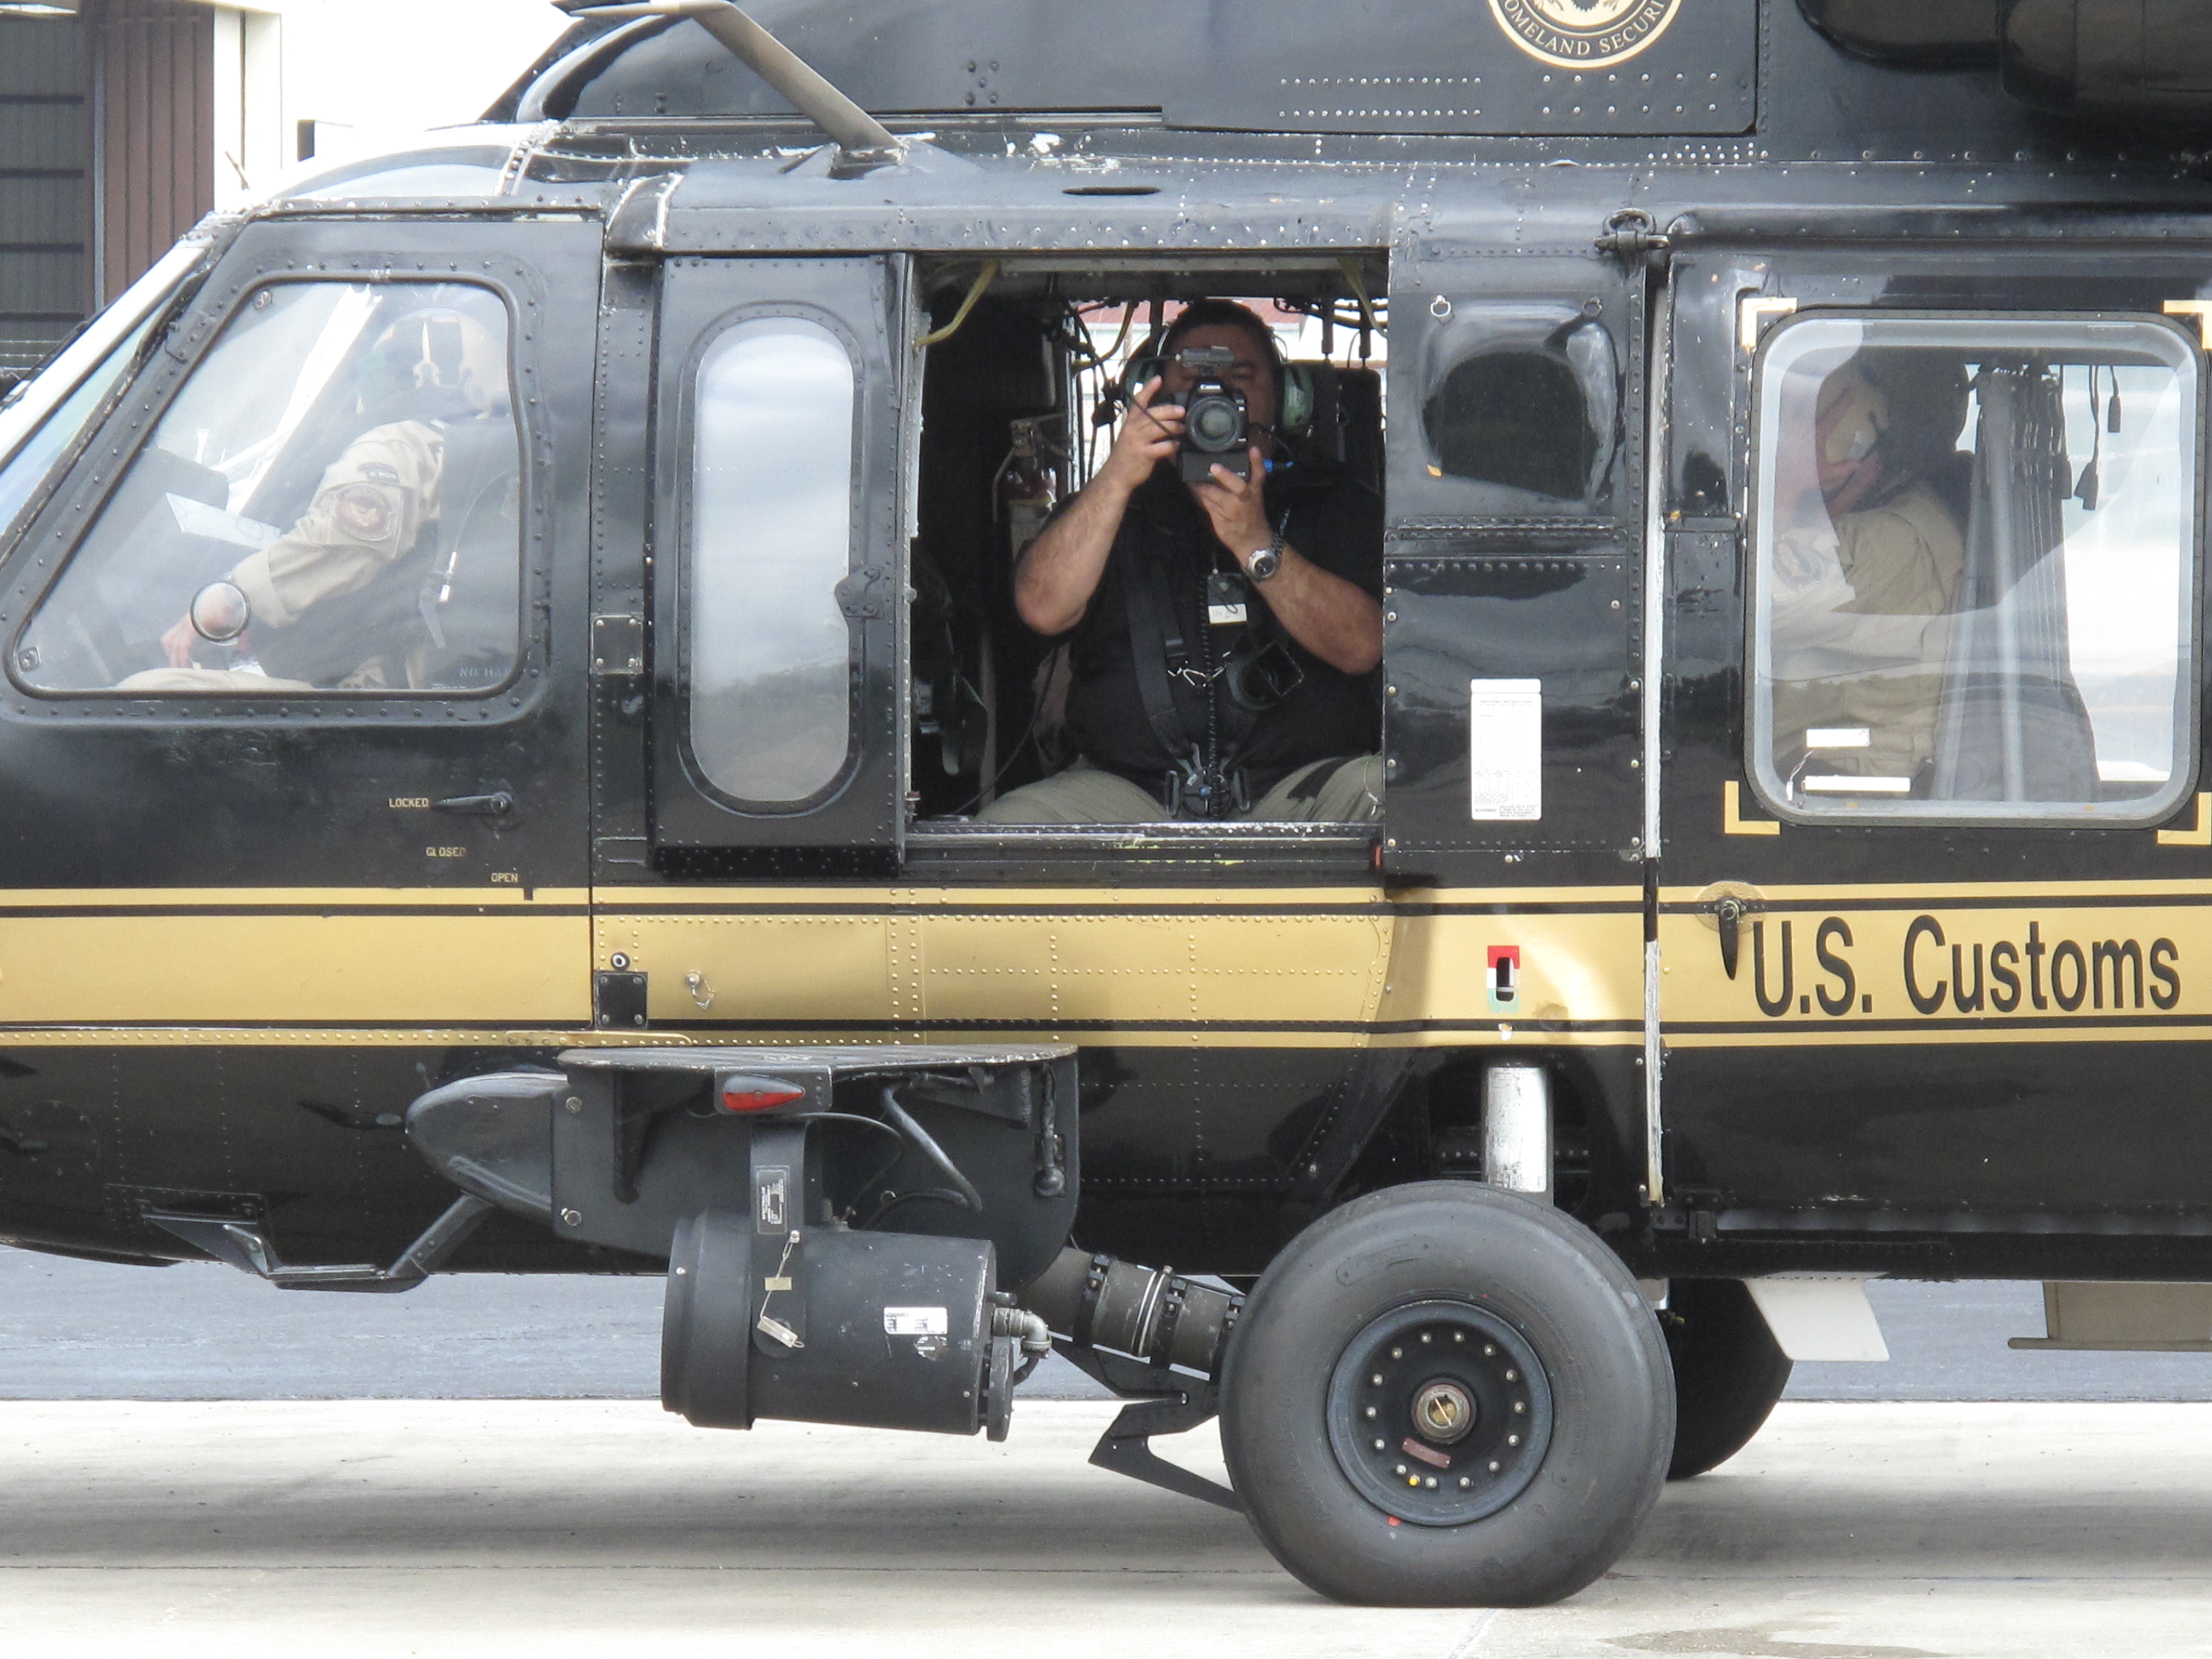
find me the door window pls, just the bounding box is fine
[1411,301,1623,518]
[685,316,857,806]
[15,279,522,696]
[1749,315,2199,823]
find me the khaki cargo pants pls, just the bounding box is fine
[975,754,1383,825]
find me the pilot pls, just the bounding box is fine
[149,307,509,692]
[980,299,1385,823]
[1767,353,1970,788]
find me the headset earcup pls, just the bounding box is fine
[1281,363,1315,440]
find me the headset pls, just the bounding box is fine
[1117,315,1320,445]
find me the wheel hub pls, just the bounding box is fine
[1412,1377,1476,1443]
[1323,1299,1555,1526]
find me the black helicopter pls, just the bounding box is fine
[0,0,2208,1607]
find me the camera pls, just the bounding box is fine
[1165,345,1250,483]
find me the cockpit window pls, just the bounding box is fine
[15,279,523,697]
[1750,314,2199,824]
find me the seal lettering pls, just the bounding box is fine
[1487,0,1684,71]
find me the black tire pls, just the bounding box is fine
[1662,1277,1792,1481]
[1219,1181,1675,1606]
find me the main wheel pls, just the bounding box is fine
[1662,1277,1792,1480]
[1219,1181,1674,1606]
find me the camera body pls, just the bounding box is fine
[1164,345,1250,482]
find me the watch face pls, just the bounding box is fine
[1249,546,1280,580]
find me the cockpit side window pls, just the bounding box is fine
[13,278,523,697]
[1749,314,2200,825]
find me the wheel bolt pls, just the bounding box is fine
[1459,1476,1472,1488]
[1488,1461,1501,1474]
[1453,1332,1464,1343]
[1424,1477,1438,1489]
[1483,1344,1495,1356]
[1513,1402,1525,1414]
[1395,1464,1408,1476]
[1504,1369,1517,1381]
[1364,1406,1376,1419]
[1373,1438,1386,1451]
[1391,1347,1403,1359]
[1508,1435,1520,1447]
[1370,1373,1383,1387]
[1420,1333,1432,1344]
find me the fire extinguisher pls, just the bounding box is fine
[996,417,1058,562]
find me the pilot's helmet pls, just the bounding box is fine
[1813,364,1888,497]
[1856,350,1971,475]
[364,307,508,421]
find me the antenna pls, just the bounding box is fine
[556,0,903,166]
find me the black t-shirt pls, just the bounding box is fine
[1058,464,1384,801]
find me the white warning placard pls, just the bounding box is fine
[1469,679,1542,821]
[883,1306,949,1336]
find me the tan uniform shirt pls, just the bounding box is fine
[1769,478,1968,780]
[227,420,445,631]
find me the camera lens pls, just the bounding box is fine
[1188,394,1243,451]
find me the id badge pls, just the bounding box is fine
[1206,570,1250,626]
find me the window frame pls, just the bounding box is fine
[1416,299,1628,517]
[643,252,910,870]
[1744,307,2206,829]
[0,243,207,549]
[0,242,555,724]
[1391,294,1630,526]
[674,302,866,815]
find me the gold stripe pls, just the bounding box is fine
[594,884,1639,910]
[2158,794,2212,848]
[2162,299,2212,350]
[0,884,1643,1039]
[1667,1024,2212,1049]
[1660,880,2212,903]
[0,1026,1643,1051]
[1722,780,1781,837]
[597,899,1644,1033]
[0,887,591,909]
[0,1027,634,1048]
[0,914,590,1023]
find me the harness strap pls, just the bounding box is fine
[1121,543,1205,773]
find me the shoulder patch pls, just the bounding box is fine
[360,462,401,484]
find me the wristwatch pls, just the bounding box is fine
[1248,532,1284,583]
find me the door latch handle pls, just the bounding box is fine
[1715,897,1745,980]
[430,791,514,818]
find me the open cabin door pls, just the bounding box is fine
[647,255,917,873]
[1379,220,1649,882]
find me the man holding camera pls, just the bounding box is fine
[981,299,1385,823]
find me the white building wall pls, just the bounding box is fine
[205,0,572,205]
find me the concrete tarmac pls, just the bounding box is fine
[12,1248,2212,1401]
[4,1398,2211,1657]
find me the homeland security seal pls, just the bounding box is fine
[1486,0,1685,70]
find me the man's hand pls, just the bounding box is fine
[1192,445,1272,567]
[161,614,198,670]
[1187,450,1383,676]
[1771,528,1843,593]
[1098,377,1183,495]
